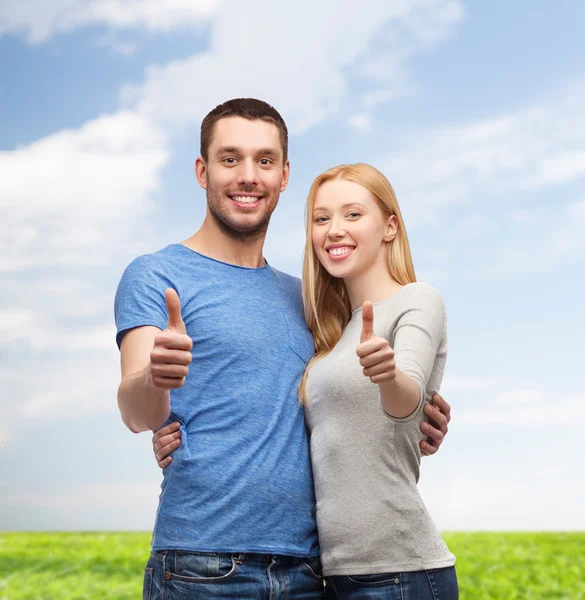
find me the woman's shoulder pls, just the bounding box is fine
[400,281,444,303]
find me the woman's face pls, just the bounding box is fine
[311,178,396,281]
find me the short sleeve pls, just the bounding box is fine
[114,254,171,348]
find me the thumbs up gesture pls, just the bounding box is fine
[149,289,193,390]
[356,301,396,384]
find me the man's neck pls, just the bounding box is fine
[181,219,267,269]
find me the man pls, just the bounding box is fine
[115,98,451,599]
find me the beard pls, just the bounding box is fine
[206,179,278,243]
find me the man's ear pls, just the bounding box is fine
[195,156,208,190]
[384,215,398,242]
[280,159,290,192]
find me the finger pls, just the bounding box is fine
[154,334,193,352]
[431,393,451,423]
[158,457,172,469]
[363,362,392,378]
[165,288,186,334]
[424,403,448,431]
[150,363,189,379]
[421,419,445,444]
[153,430,181,454]
[356,337,387,358]
[152,422,180,443]
[359,347,393,368]
[152,376,186,390]
[420,440,437,456]
[360,301,374,343]
[156,437,182,461]
[151,347,193,365]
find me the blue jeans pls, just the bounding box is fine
[324,566,458,600]
[144,550,325,599]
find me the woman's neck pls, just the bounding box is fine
[344,260,404,311]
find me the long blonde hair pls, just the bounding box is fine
[299,163,416,403]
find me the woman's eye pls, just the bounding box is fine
[314,217,328,223]
[347,212,361,218]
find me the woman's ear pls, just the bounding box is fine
[384,215,398,242]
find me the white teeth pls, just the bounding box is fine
[328,247,353,256]
[232,196,259,204]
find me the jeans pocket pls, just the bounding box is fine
[346,572,401,587]
[301,556,324,581]
[168,551,237,583]
[143,567,153,600]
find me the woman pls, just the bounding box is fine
[298,164,457,599]
[154,163,457,599]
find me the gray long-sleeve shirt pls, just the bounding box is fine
[304,282,456,575]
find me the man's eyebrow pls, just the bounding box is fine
[214,146,281,157]
[215,146,241,155]
[256,148,280,157]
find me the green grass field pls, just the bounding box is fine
[1,532,583,599]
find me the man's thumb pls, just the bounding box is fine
[165,288,185,333]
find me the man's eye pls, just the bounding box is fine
[259,159,272,165]
[223,157,236,164]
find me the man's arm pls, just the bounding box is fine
[117,289,192,433]
[152,394,453,468]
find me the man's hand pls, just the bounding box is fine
[420,393,451,456]
[149,289,193,390]
[152,421,182,468]
[356,301,396,384]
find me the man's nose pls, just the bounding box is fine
[236,160,259,187]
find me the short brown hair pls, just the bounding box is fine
[200,98,289,163]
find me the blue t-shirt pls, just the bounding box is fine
[114,244,319,556]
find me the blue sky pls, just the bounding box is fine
[1,0,584,531]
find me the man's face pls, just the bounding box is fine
[198,117,289,241]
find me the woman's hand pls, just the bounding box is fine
[356,301,396,383]
[152,421,182,468]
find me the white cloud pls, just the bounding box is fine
[458,390,585,427]
[0,351,119,426]
[0,0,223,44]
[0,111,169,435]
[420,474,585,530]
[510,209,535,224]
[379,80,585,225]
[0,111,169,272]
[469,197,585,277]
[550,199,585,258]
[122,0,463,135]
[349,113,373,133]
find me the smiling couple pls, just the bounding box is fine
[115,98,458,600]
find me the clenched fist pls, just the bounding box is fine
[356,301,396,384]
[149,289,193,390]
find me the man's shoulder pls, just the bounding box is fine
[122,244,182,276]
[268,266,302,292]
